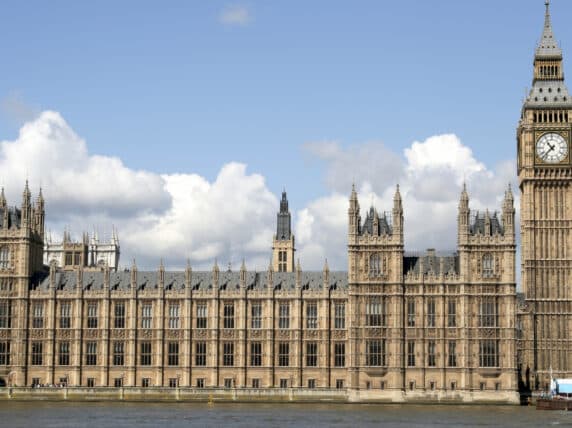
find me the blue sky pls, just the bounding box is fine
[0,0,567,271]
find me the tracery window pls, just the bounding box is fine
[479,340,499,368]
[366,297,384,327]
[482,254,494,278]
[367,340,385,367]
[479,298,497,328]
[369,253,382,277]
[306,302,318,329]
[427,299,436,328]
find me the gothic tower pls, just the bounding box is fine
[518,0,572,386]
[0,183,45,386]
[272,190,295,272]
[347,185,404,390]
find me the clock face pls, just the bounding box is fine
[536,133,568,163]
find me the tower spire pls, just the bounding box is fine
[536,0,561,58]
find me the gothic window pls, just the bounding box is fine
[59,301,71,329]
[334,343,345,367]
[407,300,416,327]
[482,254,494,278]
[114,301,125,329]
[195,342,207,366]
[427,299,436,328]
[278,342,289,367]
[113,341,124,366]
[250,342,262,366]
[85,342,97,365]
[140,342,152,366]
[407,341,415,367]
[0,301,10,329]
[369,253,382,277]
[168,303,180,329]
[447,300,457,327]
[0,341,9,365]
[427,341,436,367]
[58,342,70,366]
[141,303,152,329]
[32,302,44,329]
[222,342,234,366]
[479,340,499,368]
[278,250,287,272]
[334,302,345,329]
[0,247,9,269]
[306,302,318,329]
[279,302,290,329]
[366,297,384,326]
[223,302,234,329]
[31,342,43,366]
[306,342,318,367]
[366,340,385,367]
[479,298,497,328]
[167,342,179,366]
[251,302,262,329]
[196,303,207,329]
[448,341,457,367]
[87,302,98,329]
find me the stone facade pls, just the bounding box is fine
[1,1,565,405]
[0,184,518,403]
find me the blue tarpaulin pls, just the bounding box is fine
[556,379,572,394]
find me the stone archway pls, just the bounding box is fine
[0,378,6,387]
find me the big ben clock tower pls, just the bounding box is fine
[518,0,572,387]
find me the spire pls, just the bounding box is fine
[393,184,402,212]
[537,0,561,58]
[276,189,292,240]
[0,188,5,209]
[459,182,469,208]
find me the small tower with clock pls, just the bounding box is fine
[518,0,572,386]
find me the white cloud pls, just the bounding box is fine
[219,5,252,26]
[0,111,517,274]
[0,112,275,271]
[296,135,518,269]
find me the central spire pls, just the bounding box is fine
[536,0,561,58]
[276,189,291,240]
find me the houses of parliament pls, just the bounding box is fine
[0,1,569,403]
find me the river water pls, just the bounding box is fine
[0,402,570,427]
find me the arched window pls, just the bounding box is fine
[369,254,382,277]
[0,247,9,269]
[482,254,494,278]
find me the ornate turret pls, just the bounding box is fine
[35,188,45,237]
[348,183,361,238]
[21,181,31,228]
[457,183,470,244]
[392,184,403,240]
[502,184,515,239]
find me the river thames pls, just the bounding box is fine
[0,402,570,427]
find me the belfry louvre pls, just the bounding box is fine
[0,1,571,404]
